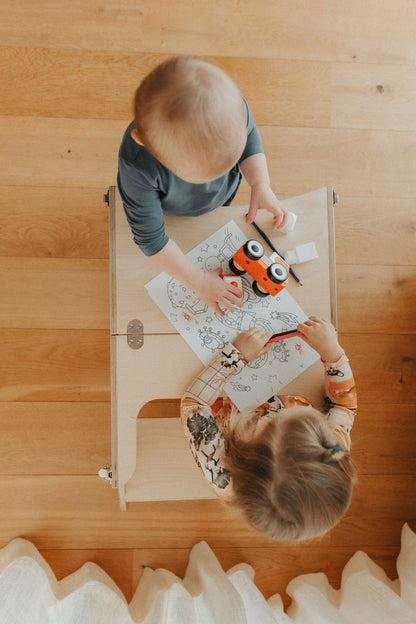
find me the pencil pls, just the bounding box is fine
[248,217,303,286]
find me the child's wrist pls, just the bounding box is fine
[250,180,270,190]
[320,346,344,364]
[185,265,205,291]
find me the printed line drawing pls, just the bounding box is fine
[167,279,208,315]
[146,220,319,411]
[198,327,227,352]
[229,382,252,392]
[272,341,290,363]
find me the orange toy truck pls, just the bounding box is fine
[229,239,289,297]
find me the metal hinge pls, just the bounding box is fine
[333,189,339,205]
[103,189,110,205]
[127,319,144,349]
[98,465,113,483]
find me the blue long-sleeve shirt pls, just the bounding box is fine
[117,97,263,256]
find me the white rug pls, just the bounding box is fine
[0,524,415,623]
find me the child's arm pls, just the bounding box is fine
[181,329,272,495]
[119,156,243,315]
[150,239,243,316]
[238,98,287,230]
[240,153,288,229]
[182,328,273,412]
[297,318,357,450]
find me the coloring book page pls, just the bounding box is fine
[145,220,319,411]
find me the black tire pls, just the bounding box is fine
[243,239,264,260]
[267,263,289,284]
[229,258,246,275]
[252,280,269,297]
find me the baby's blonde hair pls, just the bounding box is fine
[227,407,356,541]
[133,55,247,182]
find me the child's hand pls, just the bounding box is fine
[246,183,288,229]
[196,269,243,316]
[233,327,274,362]
[297,318,344,362]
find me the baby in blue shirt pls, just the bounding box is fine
[118,55,288,316]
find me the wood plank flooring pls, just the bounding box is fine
[0,0,415,607]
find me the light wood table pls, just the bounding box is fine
[107,186,337,510]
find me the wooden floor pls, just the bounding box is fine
[1,0,415,606]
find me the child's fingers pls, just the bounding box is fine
[246,204,258,224]
[273,211,285,229]
[244,327,258,336]
[250,328,271,340]
[298,318,324,333]
[213,302,225,316]
[224,283,243,304]
[216,281,243,314]
[255,331,273,355]
[273,208,288,229]
[297,324,315,344]
[219,297,237,314]
[221,295,243,313]
[261,336,273,354]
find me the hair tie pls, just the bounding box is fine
[330,445,345,463]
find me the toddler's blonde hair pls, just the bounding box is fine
[133,55,247,182]
[227,406,356,541]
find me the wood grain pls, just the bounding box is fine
[1,188,413,268]
[260,127,416,199]
[2,116,415,198]
[339,333,416,404]
[337,266,416,332]
[334,197,416,266]
[0,475,413,549]
[39,548,134,601]
[0,402,111,475]
[0,0,414,64]
[0,186,109,259]
[331,477,416,547]
[2,48,415,132]
[353,404,416,475]
[1,401,412,477]
[0,329,110,402]
[0,331,413,403]
[0,258,109,329]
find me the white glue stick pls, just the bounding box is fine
[279,211,297,233]
[284,242,318,265]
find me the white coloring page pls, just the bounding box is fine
[145,220,319,411]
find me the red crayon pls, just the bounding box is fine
[267,329,303,344]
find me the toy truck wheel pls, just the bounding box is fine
[252,281,270,297]
[243,240,264,260]
[229,258,246,275]
[267,263,289,284]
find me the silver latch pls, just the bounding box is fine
[127,319,144,349]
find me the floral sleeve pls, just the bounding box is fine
[181,343,247,496]
[322,352,357,450]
